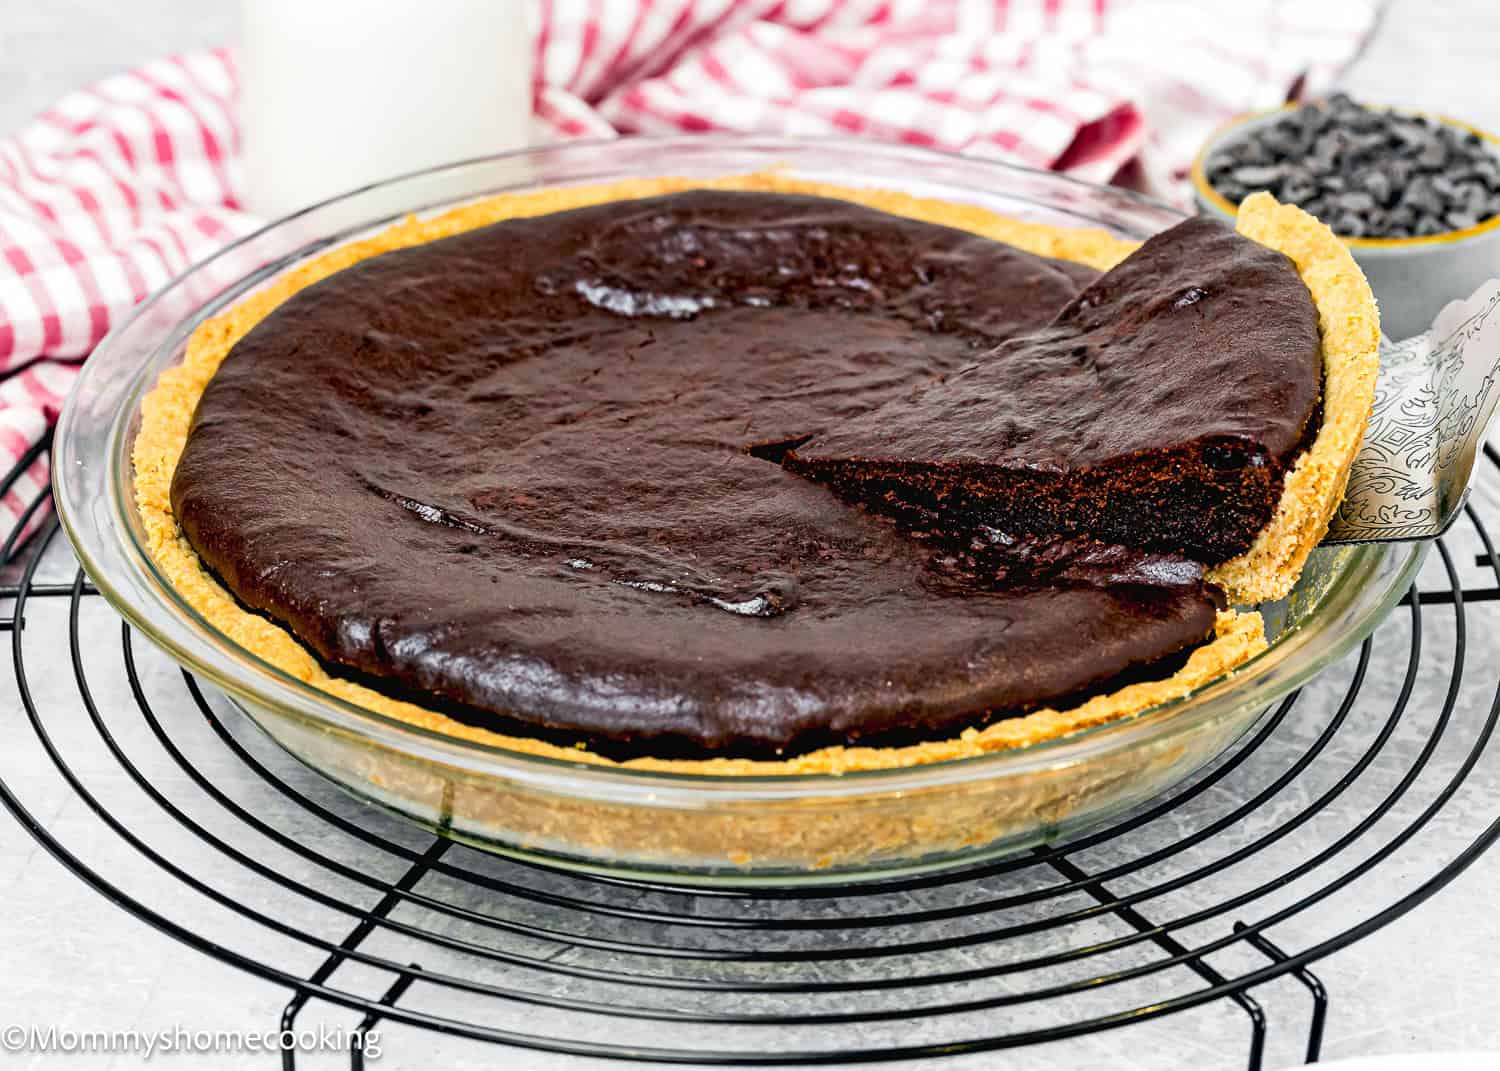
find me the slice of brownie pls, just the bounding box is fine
[784,217,1323,564]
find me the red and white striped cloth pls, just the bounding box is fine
[0,0,1377,537]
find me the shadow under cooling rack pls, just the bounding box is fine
[1,434,1499,1070]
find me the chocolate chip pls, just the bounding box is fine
[1417,138,1449,169]
[1431,175,1463,203]
[1358,169,1393,205]
[1257,124,1300,158]
[1390,121,1429,154]
[1331,212,1368,238]
[1385,157,1416,190]
[1207,96,1500,238]
[1399,176,1444,215]
[1312,130,1349,167]
[1281,175,1319,204]
[1230,164,1285,187]
[1387,205,1417,230]
[1333,191,1378,215]
[1348,131,1389,160]
[1237,139,1274,166]
[1461,182,1490,216]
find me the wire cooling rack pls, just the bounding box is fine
[2,433,1499,1070]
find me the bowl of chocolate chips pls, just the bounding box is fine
[1193,93,1500,339]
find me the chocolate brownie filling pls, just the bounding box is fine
[170,191,1319,755]
[786,217,1324,561]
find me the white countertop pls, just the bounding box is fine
[2,2,1499,1068]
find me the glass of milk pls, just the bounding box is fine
[240,0,535,219]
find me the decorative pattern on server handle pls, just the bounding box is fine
[1326,282,1500,543]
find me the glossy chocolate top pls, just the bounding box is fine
[171,191,1289,754]
[793,216,1323,473]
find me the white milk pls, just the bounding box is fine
[240,0,535,219]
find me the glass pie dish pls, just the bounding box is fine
[54,136,1424,884]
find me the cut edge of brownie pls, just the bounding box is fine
[784,211,1337,585]
[782,436,1291,565]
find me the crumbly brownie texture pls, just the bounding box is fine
[133,175,1374,774]
[784,215,1325,564]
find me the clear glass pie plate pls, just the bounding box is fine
[54,136,1424,884]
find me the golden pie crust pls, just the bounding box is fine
[132,175,1376,776]
[1207,192,1382,602]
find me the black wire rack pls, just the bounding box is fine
[2,433,1499,1070]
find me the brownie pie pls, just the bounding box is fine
[134,175,1379,772]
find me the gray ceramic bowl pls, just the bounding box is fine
[1191,104,1500,341]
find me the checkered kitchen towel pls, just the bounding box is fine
[0,0,1378,537]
